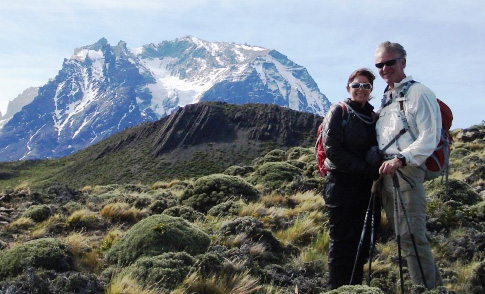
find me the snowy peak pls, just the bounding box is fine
[0,37,330,161]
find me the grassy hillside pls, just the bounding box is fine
[0,123,483,294]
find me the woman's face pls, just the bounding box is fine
[348,75,372,107]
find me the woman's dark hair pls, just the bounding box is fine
[346,68,376,92]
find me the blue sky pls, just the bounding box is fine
[0,0,483,129]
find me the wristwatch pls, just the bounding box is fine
[395,154,406,166]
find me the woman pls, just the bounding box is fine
[322,68,380,289]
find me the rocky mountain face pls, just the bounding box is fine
[0,87,38,129]
[45,102,321,186]
[0,36,330,161]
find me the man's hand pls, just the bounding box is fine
[379,157,402,176]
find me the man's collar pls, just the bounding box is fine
[392,76,413,90]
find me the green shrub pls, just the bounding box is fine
[286,147,312,160]
[208,200,241,217]
[466,261,485,294]
[148,191,179,214]
[62,201,84,215]
[249,162,303,190]
[181,174,259,213]
[0,238,73,278]
[323,285,385,294]
[261,149,286,163]
[193,253,224,278]
[224,165,254,177]
[22,204,52,222]
[426,200,460,232]
[450,147,471,158]
[121,252,195,293]
[286,160,308,170]
[163,205,206,222]
[469,201,485,221]
[220,217,291,263]
[424,179,480,205]
[105,214,210,266]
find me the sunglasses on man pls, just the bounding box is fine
[349,82,373,90]
[375,58,401,69]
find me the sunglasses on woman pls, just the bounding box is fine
[349,82,373,90]
[375,58,401,69]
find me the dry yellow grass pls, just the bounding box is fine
[99,227,124,251]
[172,260,262,294]
[8,217,34,230]
[30,213,64,238]
[64,232,103,272]
[106,272,157,294]
[66,209,99,228]
[274,213,320,246]
[292,229,330,267]
[100,202,142,222]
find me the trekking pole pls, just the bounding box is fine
[392,174,405,294]
[350,177,381,285]
[367,185,378,286]
[393,173,428,289]
[350,192,373,285]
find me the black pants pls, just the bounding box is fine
[325,175,380,289]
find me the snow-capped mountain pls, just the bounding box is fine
[0,36,330,161]
[0,87,38,129]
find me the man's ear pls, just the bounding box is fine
[401,58,407,69]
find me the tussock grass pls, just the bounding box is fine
[66,209,99,229]
[248,242,267,258]
[31,213,64,238]
[292,190,326,212]
[151,179,187,190]
[448,260,479,292]
[8,217,34,231]
[100,202,142,223]
[274,213,320,246]
[226,232,249,248]
[99,227,124,251]
[261,193,286,207]
[239,201,267,218]
[292,229,330,267]
[64,232,102,272]
[172,260,262,294]
[106,272,157,294]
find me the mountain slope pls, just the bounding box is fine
[0,102,320,188]
[0,37,330,161]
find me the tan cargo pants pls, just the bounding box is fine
[379,165,442,289]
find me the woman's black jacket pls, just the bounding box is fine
[322,98,378,207]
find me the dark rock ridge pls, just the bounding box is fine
[95,101,320,158]
[50,102,321,187]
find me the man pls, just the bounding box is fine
[374,41,442,289]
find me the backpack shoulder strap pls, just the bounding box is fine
[381,80,418,152]
[397,80,417,140]
[339,102,349,126]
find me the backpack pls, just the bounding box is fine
[315,102,349,177]
[424,98,453,180]
[387,81,453,181]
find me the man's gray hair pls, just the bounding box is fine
[376,41,407,58]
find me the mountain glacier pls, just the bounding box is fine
[0,36,330,161]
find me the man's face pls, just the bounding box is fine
[374,49,406,88]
